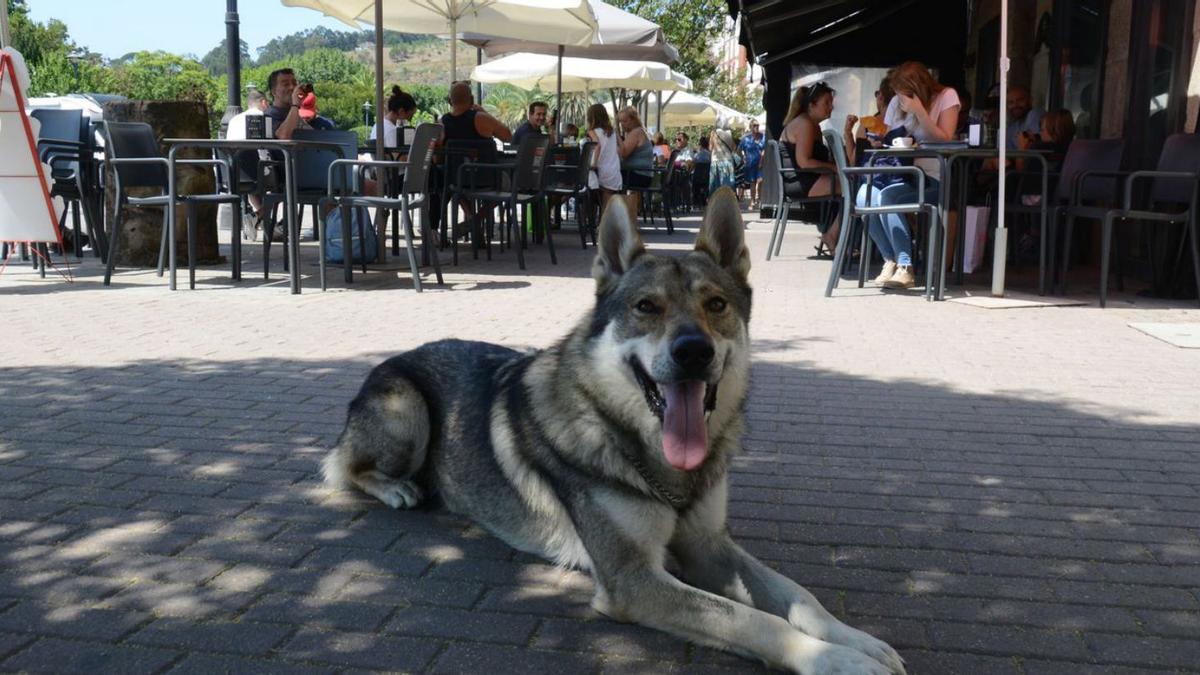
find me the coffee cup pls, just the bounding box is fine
[891,136,914,149]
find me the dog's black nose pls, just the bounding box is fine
[671,334,715,375]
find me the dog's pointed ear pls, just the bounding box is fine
[593,197,645,289]
[695,187,750,283]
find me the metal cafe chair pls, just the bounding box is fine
[456,133,555,270]
[100,122,240,289]
[764,139,839,261]
[321,123,444,292]
[542,141,597,249]
[823,129,941,299]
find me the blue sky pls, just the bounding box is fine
[25,1,353,60]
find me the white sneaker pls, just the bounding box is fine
[883,265,916,289]
[873,261,898,285]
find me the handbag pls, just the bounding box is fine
[722,136,747,186]
[869,126,914,190]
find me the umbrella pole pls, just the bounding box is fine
[991,0,1009,297]
[476,48,483,104]
[374,0,386,262]
[450,17,457,83]
[555,45,563,138]
[0,0,10,48]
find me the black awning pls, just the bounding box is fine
[731,0,970,85]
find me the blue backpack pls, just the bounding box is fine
[867,126,914,189]
[324,206,378,264]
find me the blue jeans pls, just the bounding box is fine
[855,178,940,267]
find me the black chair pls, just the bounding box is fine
[995,138,1124,295]
[456,133,555,270]
[625,149,679,234]
[764,139,839,261]
[543,141,596,249]
[1092,133,1200,307]
[322,123,444,292]
[691,160,711,211]
[101,122,240,289]
[823,129,941,299]
[31,109,101,259]
[441,139,500,264]
[260,129,358,277]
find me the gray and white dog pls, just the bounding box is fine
[325,189,905,674]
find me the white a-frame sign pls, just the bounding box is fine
[0,48,64,266]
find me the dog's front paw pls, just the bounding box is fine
[790,639,894,675]
[823,624,906,675]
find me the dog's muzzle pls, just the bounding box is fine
[630,358,718,472]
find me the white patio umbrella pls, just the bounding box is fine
[471,52,690,93]
[282,0,598,80]
[647,91,751,130]
[462,0,676,133]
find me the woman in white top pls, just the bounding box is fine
[368,86,417,151]
[586,103,623,213]
[856,61,960,289]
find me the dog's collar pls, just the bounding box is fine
[616,443,687,508]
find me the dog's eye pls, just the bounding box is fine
[635,299,660,314]
[706,297,728,313]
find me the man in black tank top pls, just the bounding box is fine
[440,82,513,144]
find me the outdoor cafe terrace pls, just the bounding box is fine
[1,0,1199,673]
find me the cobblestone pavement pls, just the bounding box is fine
[1,209,1198,674]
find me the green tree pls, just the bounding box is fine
[200,38,251,77]
[609,0,726,92]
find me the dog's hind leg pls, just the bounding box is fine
[325,372,431,509]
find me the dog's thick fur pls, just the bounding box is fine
[325,189,905,674]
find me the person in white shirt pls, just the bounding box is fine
[226,90,268,141]
[225,90,269,240]
[585,103,622,214]
[368,86,418,150]
[855,61,960,289]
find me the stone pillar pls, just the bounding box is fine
[103,101,222,267]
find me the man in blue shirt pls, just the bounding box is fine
[512,101,555,146]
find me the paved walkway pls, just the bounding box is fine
[1,210,1198,674]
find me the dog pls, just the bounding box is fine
[325,189,905,674]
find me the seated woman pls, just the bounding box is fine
[779,81,858,254]
[856,61,960,289]
[368,86,418,154]
[617,107,655,212]
[652,131,672,165]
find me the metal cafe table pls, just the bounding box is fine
[163,138,350,295]
[863,145,1051,300]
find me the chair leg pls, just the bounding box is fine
[392,207,401,256]
[400,206,422,292]
[1188,212,1200,308]
[858,215,873,288]
[70,200,83,258]
[186,200,198,290]
[824,200,852,298]
[420,204,444,286]
[664,189,673,235]
[156,207,170,277]
[1099,213,1114,308]
[514,203,527,270]
[773,210,789,258]
[450,196,460,266]
[360,210,372,275]
[317,198,328,292]
[543,199,557,265]
[340,203,353,284]
[1060,214,1076,295]
[103,198,124,286]
[577,193,588,250]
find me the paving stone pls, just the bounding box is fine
[0,637,180,674]
[239,593,395,632]
[281,627,441,671]
[430,642,600,675]
[164,653,336,675]
[0,602,149,641]
[384,606,538,645]
[126,617,292,655]
[533,617,689,661]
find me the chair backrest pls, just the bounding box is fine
[444,139,498,190]
[662,149,680,184]
[822,130,853,197]
[1056,138,1123,203]
[574,141,596,189]
[292,129,359,192]
[401,123,442,195]
[104,121,167,190]
[761,140,782,206]
[544,144,580,190]
[513,133,551,193]
[30,108,82,144]
[1151,133,1200,204]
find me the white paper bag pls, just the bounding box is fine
[960,206,990,274]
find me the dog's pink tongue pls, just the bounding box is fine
[662,381,708,471]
